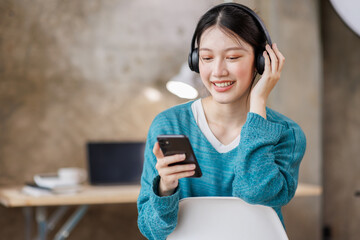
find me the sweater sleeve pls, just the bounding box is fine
[137,116,180,240]
[232,112,306,207]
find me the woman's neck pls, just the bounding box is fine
[201,96,249,145]
[202,96,249,126]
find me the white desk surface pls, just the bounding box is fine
[0,183,321,208]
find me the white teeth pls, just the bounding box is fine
[213,82,234,87]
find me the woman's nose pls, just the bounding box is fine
[212,59,228,77]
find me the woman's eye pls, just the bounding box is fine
[227,56,241,60]
[201,56,213,61]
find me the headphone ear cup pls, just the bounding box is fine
[188,48,199,73]
[256,52,265,75]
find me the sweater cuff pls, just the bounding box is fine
[150,175,180,212]
[245,112,285,140]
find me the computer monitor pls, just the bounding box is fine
[86,142,145,185]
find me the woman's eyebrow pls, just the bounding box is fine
[225,47,248,52]
[199,46,248,52]
[198,48,212,52]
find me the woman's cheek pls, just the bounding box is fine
[231,62,254,82]
[199,64,211,84]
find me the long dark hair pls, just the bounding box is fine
[194,4,267,88]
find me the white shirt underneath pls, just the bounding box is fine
[191,99,240,153]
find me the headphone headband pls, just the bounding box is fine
[189,3,272,74]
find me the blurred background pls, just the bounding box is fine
[0,0,359,239]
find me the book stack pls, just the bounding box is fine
[22,182,83,197]
[22,168,87,197]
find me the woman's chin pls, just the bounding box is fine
[211,94,236,104]
[209,91,249,105]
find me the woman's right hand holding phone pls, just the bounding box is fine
[153,142,196,196]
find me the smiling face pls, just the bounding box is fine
[198,26,255,104]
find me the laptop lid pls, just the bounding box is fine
[86,142,145,185]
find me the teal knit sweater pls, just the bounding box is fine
[137,101,306,240]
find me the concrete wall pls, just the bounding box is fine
[322,0,360,239]
[0,0,322,239]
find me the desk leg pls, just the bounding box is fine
[47,206,69,231]
[23,207,33,240]
[54,205,88,240]
[36,206,47,240]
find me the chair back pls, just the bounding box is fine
[167,197,288,240]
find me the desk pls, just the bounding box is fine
[0,183,320,240]
[0,185,141,240]
[0,185,141,207]
[294,183,322,197]
[0,183,321,207]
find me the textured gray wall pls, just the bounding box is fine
[0,0,220,185]
[0,0,322,239]
[322,0,360,239]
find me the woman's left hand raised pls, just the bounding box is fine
[249,43,285,118]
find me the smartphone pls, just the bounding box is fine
[157,134,202,178]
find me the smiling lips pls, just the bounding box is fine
[211,81,236,92]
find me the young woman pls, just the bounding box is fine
[137,3,306,239]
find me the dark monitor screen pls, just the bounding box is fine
[86,142,145,185]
